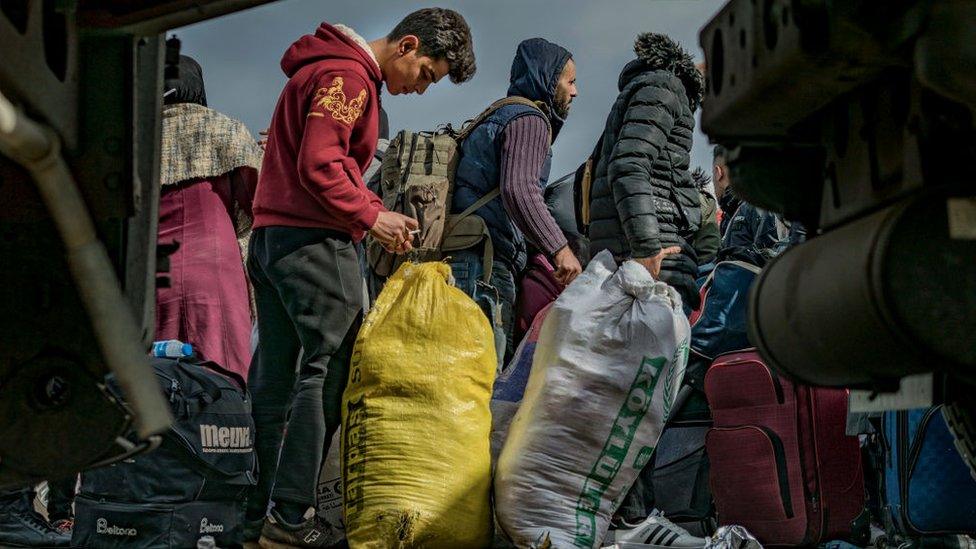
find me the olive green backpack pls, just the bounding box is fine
[367,96,551,282]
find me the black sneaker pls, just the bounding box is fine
[0,499,71,548]
[258,508,343,549]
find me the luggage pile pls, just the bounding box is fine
[64,257,975,549]
[335,253,691,548]
[334,254,976,549]
[55,253,976,549]
[617,258,976,549]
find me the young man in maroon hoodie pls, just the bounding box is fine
[246,9,476,547]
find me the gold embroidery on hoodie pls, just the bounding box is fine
[308,77,367,126]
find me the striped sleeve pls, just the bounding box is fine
[499,115,568,256]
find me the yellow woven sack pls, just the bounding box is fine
[342,261,496,548]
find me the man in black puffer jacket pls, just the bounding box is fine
[587,33,705,309]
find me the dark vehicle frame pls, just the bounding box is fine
[0,0,277,488]
[699,0,975,474]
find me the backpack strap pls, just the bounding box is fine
[441,187,501,254]
[441,187,502,285]
[457,96,553,145]
[577,133,605,231]
[452,187,502,226]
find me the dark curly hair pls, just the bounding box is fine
[388,8,476,84]
[633,32,704,112]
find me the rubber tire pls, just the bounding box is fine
[943,401,976,481]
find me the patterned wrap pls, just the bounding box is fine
[160,103,262,187]
[160,103,262,240]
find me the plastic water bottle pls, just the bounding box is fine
[196,535,216,549]
[152,339,193,358]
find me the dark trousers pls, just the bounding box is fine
[46,477,75,522]
[245,227,362,521]
[616,275,697,523]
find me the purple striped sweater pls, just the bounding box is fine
[499,115,568,257]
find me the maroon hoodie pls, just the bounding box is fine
[253,23,384,240]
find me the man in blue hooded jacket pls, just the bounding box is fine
[449,37,582,363]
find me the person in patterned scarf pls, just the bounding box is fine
[156,54,261,383]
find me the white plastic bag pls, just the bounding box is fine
[316,429,345,541]
[705,525,763,549]
[494,251,691,548]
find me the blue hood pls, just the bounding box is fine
[507,38,572,140]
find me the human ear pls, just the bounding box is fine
[398,35,419,56]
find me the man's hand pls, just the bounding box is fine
[634,246,681,278]
[552,245,583,286]
[370,211,419,254]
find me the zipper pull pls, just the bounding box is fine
[169,378,179,402]
[811,494,820,513]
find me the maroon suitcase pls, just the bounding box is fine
[704,350,864,546]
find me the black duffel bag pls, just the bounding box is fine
[72,357,256,548]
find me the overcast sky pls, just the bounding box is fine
[176,0,724,180]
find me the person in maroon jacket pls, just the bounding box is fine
[246,9,476,547]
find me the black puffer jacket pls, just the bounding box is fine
[587,33,705,284]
